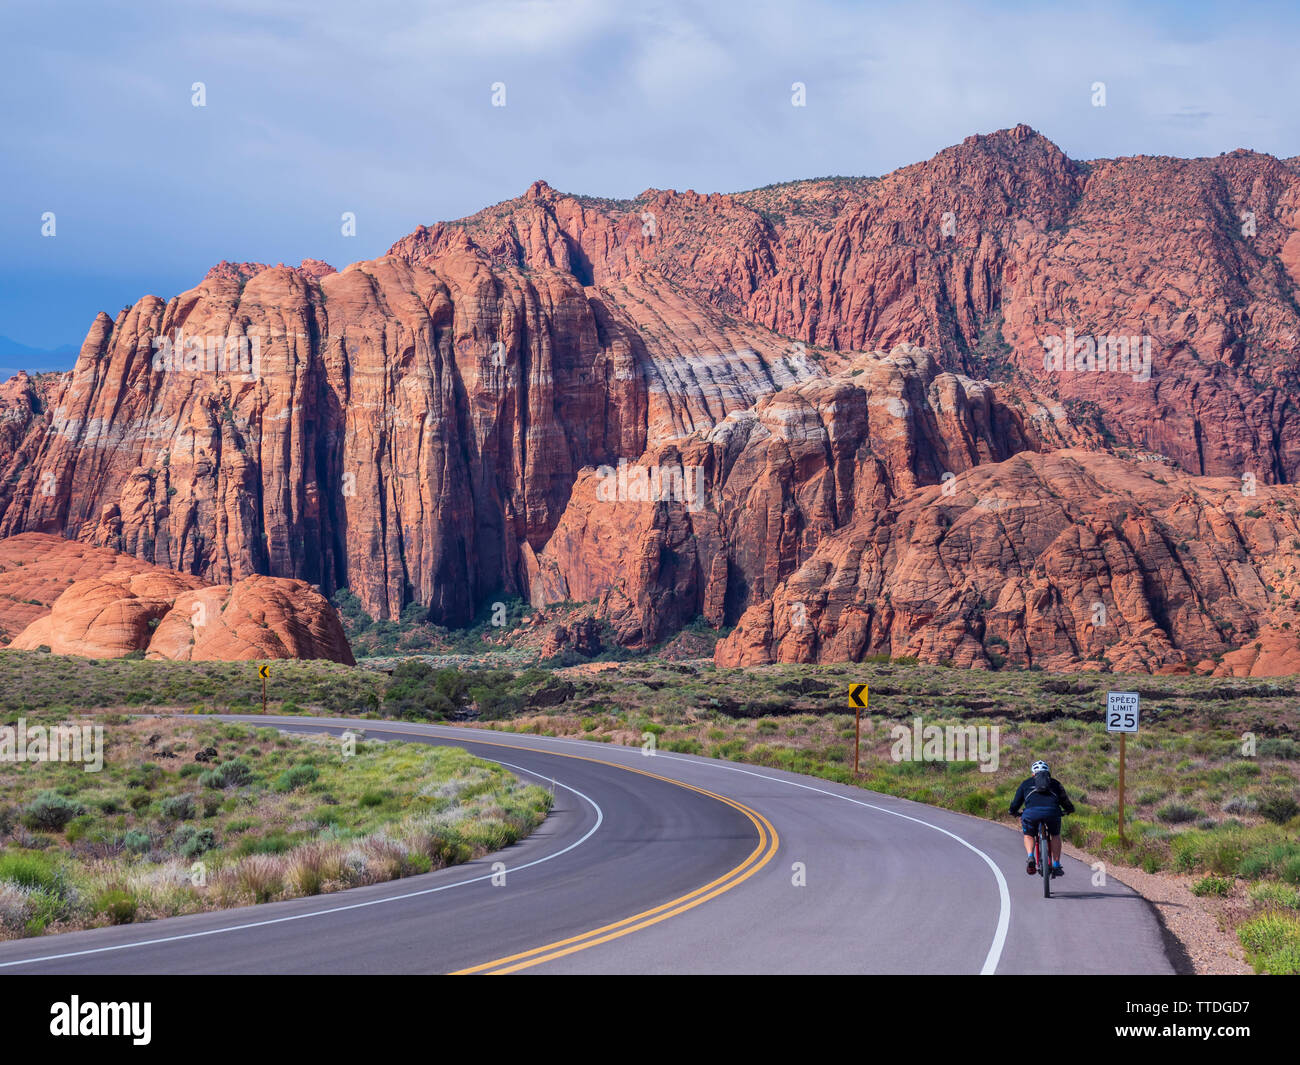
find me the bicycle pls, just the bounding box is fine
[1016,811,1060,897]
[1034,819,1053,898]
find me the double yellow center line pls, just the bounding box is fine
[274,722,780,974]
[452,756,779,973]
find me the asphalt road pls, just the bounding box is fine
[0,716,1177,975]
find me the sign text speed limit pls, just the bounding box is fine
[1106,691,1140,733]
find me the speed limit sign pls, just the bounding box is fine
[1107,691,1140,733]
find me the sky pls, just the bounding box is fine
[2,0,1298,357]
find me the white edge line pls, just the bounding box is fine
[0,755,603,970]
[650,753,1012,975]
[268,718,1011,975]
[100,714,1010,974]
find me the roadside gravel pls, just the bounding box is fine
[1061,841,1253,975]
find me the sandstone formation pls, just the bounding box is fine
[12,569,205,658]
[714,450,1300,673]
[539,616,602,659]
[0,532,183,644]
[528,345,1078,646]
[0,533,352,663]
[395,129,1300,484]
[145,575,356,663]
[0,249,811,627]
[1208,624,1300,678]
[3,125,1300,673]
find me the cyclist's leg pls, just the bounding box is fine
[1046,814,1063,863]
[1022,815,1039,872]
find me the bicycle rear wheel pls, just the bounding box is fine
[1041,828,1051,898]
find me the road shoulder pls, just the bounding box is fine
[1060,840,1253,975]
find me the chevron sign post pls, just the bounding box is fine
[849,684,868,773]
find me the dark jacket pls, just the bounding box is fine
[1010,775,1076,817]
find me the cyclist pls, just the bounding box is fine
[1009,759,1076,877]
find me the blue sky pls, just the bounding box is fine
[2,0,1298,356]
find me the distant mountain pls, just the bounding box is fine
[0,336,78,374]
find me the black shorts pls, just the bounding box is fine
[1021,813,1061,837]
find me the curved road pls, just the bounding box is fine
[0,716,1176,975]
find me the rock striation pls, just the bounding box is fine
[4,125,1300,672]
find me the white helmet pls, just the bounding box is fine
[1031,760,1050,773]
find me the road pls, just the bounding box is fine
[0,716,1177,975]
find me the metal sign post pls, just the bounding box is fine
[1106,691,1140,845]
[849,684,868,773]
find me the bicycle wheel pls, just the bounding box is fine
[1041,828,1051,898]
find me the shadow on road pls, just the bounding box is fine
[1040,890,1144,901]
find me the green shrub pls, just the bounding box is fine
[1249,881,1300,909]
[199,758,254,789]
[1191,875,1233,898]
[1258,738,1300,760]
[384,662,468,720]
[1257,792,1299,825]
[709,739,746,760]
[1238,840,1300,880]
[1156,802,1200,825]
[0,849,65,894]
[159,794,197,821]
[1238,911,1300,974]
[174,826,216,858]
[126,763,163,790]
[21,791,84,832]
[1172,829,1245,875]
[237,832,293,856]
[94,889,138,925]
[274,764,319,792]
[1282,855,1300,886]
[64,814,95,844]
[471,684,524,719]
[122,830,151,854]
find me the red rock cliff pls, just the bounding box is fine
[4,125,1300,672]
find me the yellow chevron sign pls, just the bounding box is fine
[848,683,868,708]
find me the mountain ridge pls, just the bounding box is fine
[2,124,1298,673]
